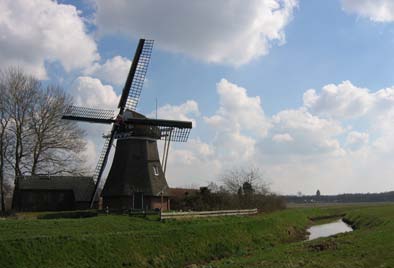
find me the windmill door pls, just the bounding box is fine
[133,192,144,209]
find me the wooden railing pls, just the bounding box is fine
[160,208,258,220]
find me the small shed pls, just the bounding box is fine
[12,176,95,211]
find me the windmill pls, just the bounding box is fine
[62,39,192,210]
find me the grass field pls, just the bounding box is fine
[0,205,393,268]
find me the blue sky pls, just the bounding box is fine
[3,0,394,194]
[88,0,394,115]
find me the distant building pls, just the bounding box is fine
[169,188,199,200]
[168,187,200,210]
[316,190,321,197]
[12,176,96,211]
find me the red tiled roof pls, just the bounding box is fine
[169,188,199,198]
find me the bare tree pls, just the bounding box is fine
[0,77,11,213]
[221,167,269,195]
[28,85,86,175]
[3,68,39,177]
[0,68,87,200]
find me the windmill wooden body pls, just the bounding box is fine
[62,39,192,210]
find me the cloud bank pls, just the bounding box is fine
[162,79,394,195]
[94,0,298,66]
[0,0,99,79]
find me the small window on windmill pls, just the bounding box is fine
[153,166,159,176]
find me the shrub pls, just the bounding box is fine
[37,211,97,219]
[171,190,286,212]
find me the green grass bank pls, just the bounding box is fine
[201,205,394,268]
[0,205,393,267]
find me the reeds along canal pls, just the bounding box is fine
[306,219,353,240]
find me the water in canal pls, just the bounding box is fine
[307,219,353,240]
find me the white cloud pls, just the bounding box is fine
[85,56,131,86]
[261,155,355,195]
[303,81,373,119]
[82,139,99,171]
[94,0,298,66]
[303,81,394,121]
[147,101,216,186]
[201,79,271,174]
[373,87,394,112]
[160,80,267,186]
[272,133,294,142]
[204,79,270,136]
[150,100,200,126]
[165,146,221,187]
[159,137,220,187]
[0,0,99,79]
[266,81,394,193]
[268,108,345,156]
[341,0,394,22]
[216,132,257,161]
[272,109,343,135]
[166,138,214,166]
[187,139,215,158]
[261,81,394,193]
[346,131,369,146]
[69,76,119,174]
[70,76,119,109]
[168,80,347,193]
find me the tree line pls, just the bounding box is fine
[0,68,86,213]
[287,191,394,204]
[171,168,286,212]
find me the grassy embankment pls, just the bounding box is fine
[202,205,394,268]
[0,205,393,267]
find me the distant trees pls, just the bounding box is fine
[0,68,87,212]
[171,167,286,212]
[220,167,269,195]
[287,191,394,204]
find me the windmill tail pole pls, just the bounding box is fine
[90,178,101,209]
[163,129,173,175]
[162,134,168,166]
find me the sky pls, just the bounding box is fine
[2,0,394,195]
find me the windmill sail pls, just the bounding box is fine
[118,39,154,113]
[89,126,116,208]
[123,117,192,142]
[62,106,115,124]
[124,118,192,129]
[159,127,191,142]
